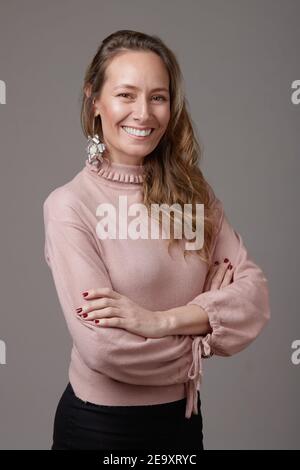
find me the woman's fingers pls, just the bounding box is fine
[210,258,231,290]
[202,261,221,292]
[220,263,234,287]
[75,287,123,318]
[75,297,116,317]
[77,306,121,322]
[81,287,121,300]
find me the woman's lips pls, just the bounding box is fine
[121,126,154,139]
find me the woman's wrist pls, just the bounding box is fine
[157,304,213,336]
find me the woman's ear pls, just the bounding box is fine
[84,83,92,99]
[84,84,101,116]
[93,98,101,117]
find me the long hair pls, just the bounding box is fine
[80,30,222,265]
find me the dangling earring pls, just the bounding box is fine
[86,109,106,165]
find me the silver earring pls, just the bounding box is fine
[86,115,106,164]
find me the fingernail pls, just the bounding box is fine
[94,320,99,324]
[229,264,233,270]
[81,313,88,318]
[82,292,88,297]
[76,308,82,313]
[214,261,219,265]
[224,258,229,263]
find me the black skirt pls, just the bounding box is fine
[51,382,204,451]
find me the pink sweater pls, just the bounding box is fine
[43,156,270,419]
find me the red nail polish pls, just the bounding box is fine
[224,258,229,263]
[82,292,88,297]
[229,264,233,270]
[82,313,88,318]
[214,261,219,265]
[94,320,99,324]
[76,308,82,313]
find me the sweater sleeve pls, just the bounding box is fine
[43,193,194,392]
[183,197,271,417]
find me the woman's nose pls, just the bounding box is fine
[132,97,152,120]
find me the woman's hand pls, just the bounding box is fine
[202,258,234,292]
[75,259,234,339]
[75,287,168,339]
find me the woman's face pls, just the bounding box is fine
[94,51,171,165]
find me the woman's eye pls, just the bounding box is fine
[152,95,166,102]
[117,93,167,102]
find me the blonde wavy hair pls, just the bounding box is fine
[80,30,222,266]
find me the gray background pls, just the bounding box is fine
[0,0,299,450]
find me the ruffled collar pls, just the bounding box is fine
[84,155,144,184]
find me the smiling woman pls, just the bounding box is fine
[87,49,171,166]
[44,29,270,451]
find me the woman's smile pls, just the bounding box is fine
[121,125,154,140]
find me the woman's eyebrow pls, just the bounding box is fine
[113,84,169,93]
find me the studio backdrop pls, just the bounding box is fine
[0,0,299,450]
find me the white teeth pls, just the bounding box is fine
[122,126,153,137]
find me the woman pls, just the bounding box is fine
[43,30,270,450]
